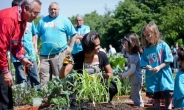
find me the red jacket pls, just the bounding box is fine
[0,6,26,73]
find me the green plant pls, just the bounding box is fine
[49,97,67,109]
[120,78,131,95]
[74,70,110,106]
[107,53,131,95]
[113,76,122,96]
[12,85,42,106]
[46,77,74,107]
[113,76,131,96]
[107,53,127,76]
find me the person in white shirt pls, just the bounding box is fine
[99,46,106,53]
[108,44,116,54]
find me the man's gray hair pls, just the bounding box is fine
[49,2,59,9]
[20,0,42,9]
[76,14,83,20]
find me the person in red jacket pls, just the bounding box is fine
[0,0,41,109]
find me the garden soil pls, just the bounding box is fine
[83,103,135,110]
[82,103,163,110]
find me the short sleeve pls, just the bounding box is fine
[64,18,76,37]
[163,42,173,62]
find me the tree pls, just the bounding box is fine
[103,0,184,50]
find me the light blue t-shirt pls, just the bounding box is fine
[174,70,184,108]
[11,22,36,62]
[36,14,77,55]
[140,41,174,92]
[72,25,90,54]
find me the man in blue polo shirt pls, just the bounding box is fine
[36,2,76,87]
[72,14,90,54]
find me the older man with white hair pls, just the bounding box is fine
[72,14,90,54]
[0,0,41,109]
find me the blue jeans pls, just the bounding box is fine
[173,55,179,69]
[13,61,40,89]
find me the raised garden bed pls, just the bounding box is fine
[14,104,50,110]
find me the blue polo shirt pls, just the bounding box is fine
[11,22,36,62]
[36,14,77,55]
[140,41,174,92]
[72,25,90,54]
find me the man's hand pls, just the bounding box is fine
[75,39,81,44]
[21,58,34,69]
[3,72,13,87]
[66,47,72,55]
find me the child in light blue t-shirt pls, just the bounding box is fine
[174,49,184,108]
[140,22,174,109]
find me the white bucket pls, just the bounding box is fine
[32,98,43,106]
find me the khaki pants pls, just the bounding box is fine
[39,50,66,88]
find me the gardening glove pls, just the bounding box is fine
[63,55,73,66]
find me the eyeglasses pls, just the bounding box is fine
[26,5,40,16]
[31,11,40,16]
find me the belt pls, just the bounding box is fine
[40,47,67,57]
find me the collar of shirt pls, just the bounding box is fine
[17,6,27,30]
[18,6,22,21]
[76,24,84,28]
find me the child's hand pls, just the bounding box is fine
[146,65,153,71]
[118,74,124,80]
[151,66,160,73]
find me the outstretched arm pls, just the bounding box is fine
[103,64,113,79]
[119,64,136,79]
[59,64,73,79]
[66,34,77,54]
